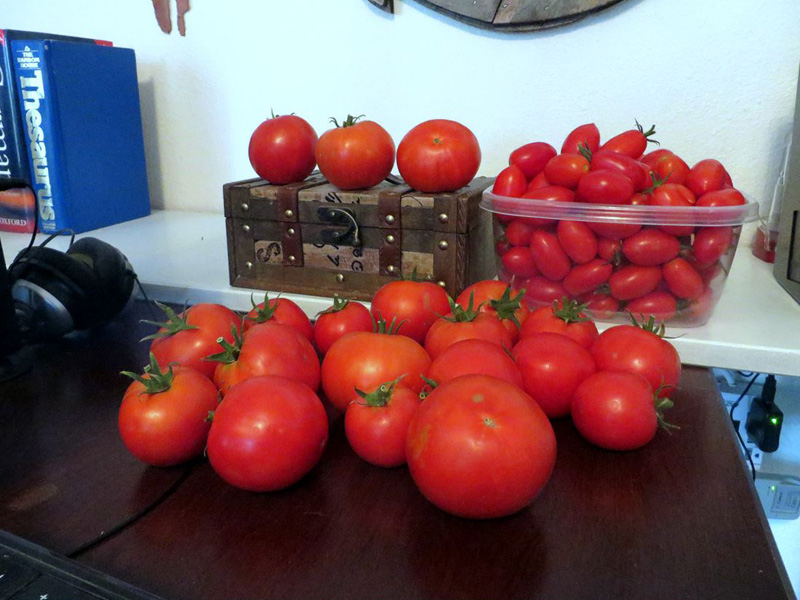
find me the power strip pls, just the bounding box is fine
[754,472,800,520]
[721,391,763,469]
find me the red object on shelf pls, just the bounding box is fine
[752,224,778,263]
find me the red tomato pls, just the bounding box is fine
[587,221,643,240]
[580,291,621,320]
[344,379,420,468]
[572,371,663,451]
[456,281,530,344]
[557,220,598,264]
[576,169,635,204]
[406,374,557,519]
[427,339,523,388]
[608,265,662,300]
[370,280,451,345]
[641,148,674,168]
[685,159,727,198]
[597,237,622,263]
[591,323,682,398]
[397,119,481,193]
[424,308,514,361]
[501,246,540,278]
[590,150,649,190]
[509,142,557,179]
[526,171,550,191]
[520,185,575,227]
[622,228,681,266]
[520,276,568,307]
[313,296,373,355]
[207,376,328,492]
[316,115,395,190]
[695,188,746,207]
[652,153,690,186]
[147,302,242,380]
[663,258,705,300]
[599,121,657,159]
[520,299,599,350]
[692,227,734,264]
[543,154,590,189]
[505,218,538,246]
[493,164,527,197]
[119,355,218,467]
[563,259,613,296]
[649,183,696,207]
[684,287,715,323]
[321,327,431,412]
[530,229,571,281]
[212,321,321,396]
[625,290,678,321]
[561,123,601,155]
[248,114,317,184]
[244,293,313,341]
[512,332,596,418]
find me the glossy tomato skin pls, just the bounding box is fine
[427,338,523,388]
[313,299,373,355]
[244,295,313,341]
[557,220,598,264]
[456,280,530,343]
[641,149,674,168]
[590,150,649,190]
[509,142,557,180]
[207,376,328,492]
[345,384,420,468]
[512,332,596,418]
[501,246,540,278]
[119,366,218,467]
[685,159,727,198]
[652,153,690,186]
[695,188,746,207]
[563,259,613,296]
[649,183,695,207]
[520,276,568,307]
[587,221,642,240]
[371,280,451,345]
[530,229,571,281]
[493,164,528,197]
[561,123,601,155]
[322,331,431,412]
[576,169,635,204]
[543,154,590,189]
[622,228,681,266]
[424,312,514,360]
[663,257,705,300]
[625,291,678,322]
[692,227,734,264]
[520,304,599,350]
[406,375,557,519]
[571,371,658,451]
[316,118,395,190]
[149,303,241,380]
[505,219,538,246]
[608,265,662,300]
[397,119,481,193]
[599,124,655,159]
[248,115,317,184]
[591,325,681,398]
[519,185,575,227]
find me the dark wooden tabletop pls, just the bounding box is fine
[0,300,795,600]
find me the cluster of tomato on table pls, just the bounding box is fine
[118,278,682,520]
[489,122,749,325]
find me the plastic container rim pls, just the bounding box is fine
[481,188,760,227]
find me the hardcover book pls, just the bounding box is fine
[11,38,150,234]
[0,30,110,232]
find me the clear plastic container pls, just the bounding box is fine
[480,188,759,327]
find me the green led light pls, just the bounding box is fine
[770,485,777,492]
[770,416,781,426]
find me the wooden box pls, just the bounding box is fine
[223,176,496,301]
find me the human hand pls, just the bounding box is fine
[151,0,191,36]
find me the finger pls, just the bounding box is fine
[152,0,172,33]
[176,0,190,36]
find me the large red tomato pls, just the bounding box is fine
[207,376,328,492]
[248,114,317,184]
[321,327,431,412]
[315,115,395,190]
[397,119,481,193]
[406,374,557,519]
[520,298,599,350]
[371,279,451,344]
[312,296,373,355]
[456,280,529,343]
[119,354,218,467]
[146,302,241,380]
[244,292,313,341]
[424,305,514,361]
[427,338,523,388]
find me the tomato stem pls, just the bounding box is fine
[246,292,281,326]
[121,352,175,395]
[635,119,659,146]
[205,325,243,364]
[140,301,199,342]
[355,376,404,407]
[551,296,591,325]
[444,291,483,323]
[330,114,365,128]
[490,285,526,329]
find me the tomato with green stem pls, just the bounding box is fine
[519,297,599,350]
[456,281,529,344]
[561,123,601,155]
[599,120,658,159]
[313,295,373,355]
[370,278,452,345]
[244,292,313,341]
[248,113,317,185]
[543,154,590,189]
[427,338,523,388]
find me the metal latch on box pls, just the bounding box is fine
[318,207,362,247]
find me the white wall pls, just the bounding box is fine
[3,0,800,213]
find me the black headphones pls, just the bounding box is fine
[8,237,136,340]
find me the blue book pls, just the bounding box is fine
[11,39,150,234]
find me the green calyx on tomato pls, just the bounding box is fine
[330,114,366,128]
[355,376,405,408]
[121,352,175,395]
[419,375,439,400]
[635,119,659,145]
[205,325,243,364]
[489,286,526,329]
[140,301,199,341]
[643,171,670,194]
[372,314,405,335]
[246,292,282,326]
[654,391,679,433]
[551,297,591,325]
[577,143,593,163]
[316,294,352,316]
[443,291,483,323]
[627,312,667,338]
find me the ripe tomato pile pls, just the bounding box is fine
[119,283,683,520]
[491,121,750,326]
[247,113,481,193]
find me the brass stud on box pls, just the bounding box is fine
[385,214,396,224]
[438,240,449,250]
[242,224,251,233]
[284,209,294,219]
[335,273,345,283]
[385,234,396,244]
[438,213,449,224]
[241,202,249,212]
[245,261,254,270]
[287,228,296,236]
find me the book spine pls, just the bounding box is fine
[12,40,63,233]
[0,30,34,189]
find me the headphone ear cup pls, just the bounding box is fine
[66,237,136,324]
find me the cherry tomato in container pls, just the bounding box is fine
[576,169,635,204]
[587,221,642,240]
[572,371,671,451]
[608,265,662,300]
[520,185,575,227]
[527,171,550,191]
[530,229,571,281]
[406,374,557,519]
[685,159,728,198]
[663,258,705,300]
[561,123,601,155]
[597,237,622,263]
[580,291,621,320]
[652,153,690,186]
[557,220,598,265]
[625,290,678,322]
[248,114,317,184]
[344,378,420,468]
[589,150,650,190]
[543,154,590,189]
[512,332,596,418]
[563,259,613,296]
[509,142,557,180]
[622,228,681,266]
[505,218,538,246]
[316,115,395,190]
[520,298,599,350]
[207,376,328,492]
[521,276,568,307]
[313,295,373,355]
[427,338,523,388]
[692,226,734,264]
[695,188,746,207]
[641,148,674,168]
[502,246,540,278]
[370,279,451,345]
[244,292,313,341]
[397,119,481,193]
[649,183,696,207]
[493,164,528,197]
[599,121,657,159]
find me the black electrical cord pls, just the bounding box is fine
[728,373,761,481]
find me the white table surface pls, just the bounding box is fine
[3,210,800,377]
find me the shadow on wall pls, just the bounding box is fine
[138,77,164,211]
